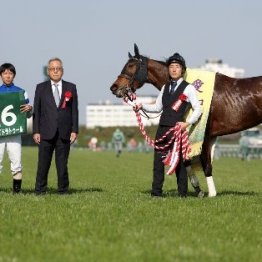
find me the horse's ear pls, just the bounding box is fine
[134,43,140,58]
[128,52,132,59]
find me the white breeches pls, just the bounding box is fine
[0,135,22,175]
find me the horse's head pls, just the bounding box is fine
[110,44,148,98]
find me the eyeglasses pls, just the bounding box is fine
[48,67,63,72]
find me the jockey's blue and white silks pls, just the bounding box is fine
[0,83,29,175]
[0,83,29,104]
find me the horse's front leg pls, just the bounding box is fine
[201,137,217,197]
[186,165,205,197]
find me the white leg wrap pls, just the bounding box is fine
[206,176,217,197]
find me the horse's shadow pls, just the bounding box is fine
[0,187,104,195]
[216,190,258,197]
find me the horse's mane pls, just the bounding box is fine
[139,55,167,67]
[155,59,167,66]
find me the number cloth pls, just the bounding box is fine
[0,92,27,137]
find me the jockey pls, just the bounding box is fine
[134,53,201,197]
[0,63,32,193]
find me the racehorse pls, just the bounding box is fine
[110,44,262,197]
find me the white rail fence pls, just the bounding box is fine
[215,144,262,160]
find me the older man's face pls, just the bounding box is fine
[48,60,64,83]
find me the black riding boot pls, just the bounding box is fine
[13,179,22,193]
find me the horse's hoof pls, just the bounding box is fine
[197,191,205,198]
[208,192,217,197]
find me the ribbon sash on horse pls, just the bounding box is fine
[184,68,216,158]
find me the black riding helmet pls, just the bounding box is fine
[166,53,187,72]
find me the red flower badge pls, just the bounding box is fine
[61,91,72,109]
[172,93,188,111]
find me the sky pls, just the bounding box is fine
[1,0,262,124]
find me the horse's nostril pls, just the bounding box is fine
[110,84,118,92]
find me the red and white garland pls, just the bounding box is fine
[124,94,191,175]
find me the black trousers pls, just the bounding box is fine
[152,126,188,196]
[35,131,71,193]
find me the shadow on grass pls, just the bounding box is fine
[0,187,104,195]
[217,190,258,197]
[142,189,259,198]
[141,189,198,198]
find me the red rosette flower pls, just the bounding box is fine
[179,93,187,102]
[172,93,188,111]
[61,91,72,109]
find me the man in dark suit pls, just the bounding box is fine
[33,57,78,194]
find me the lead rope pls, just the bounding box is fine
[123,94,191,175]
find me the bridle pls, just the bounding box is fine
[118,55,148,95]
[119,56,164,120]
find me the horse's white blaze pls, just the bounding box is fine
[207,176,217,197]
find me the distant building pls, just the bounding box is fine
[86,96,160,128]
[197,59,245,78]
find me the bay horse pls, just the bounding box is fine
[110,44,262,197]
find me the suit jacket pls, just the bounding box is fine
[33,80,79,140]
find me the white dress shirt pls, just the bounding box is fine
[142,77,202,125]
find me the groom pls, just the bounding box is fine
[33,57,78,194]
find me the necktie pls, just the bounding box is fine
[170,81,177,94]
[53,84,60,107]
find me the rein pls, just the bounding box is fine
[123,92,176,149]
[124,92,188,154]
[120,54,191,174]
[125,93,191,175]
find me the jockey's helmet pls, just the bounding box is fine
[167,53,187,72]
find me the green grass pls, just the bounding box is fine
[0,148,262,262]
